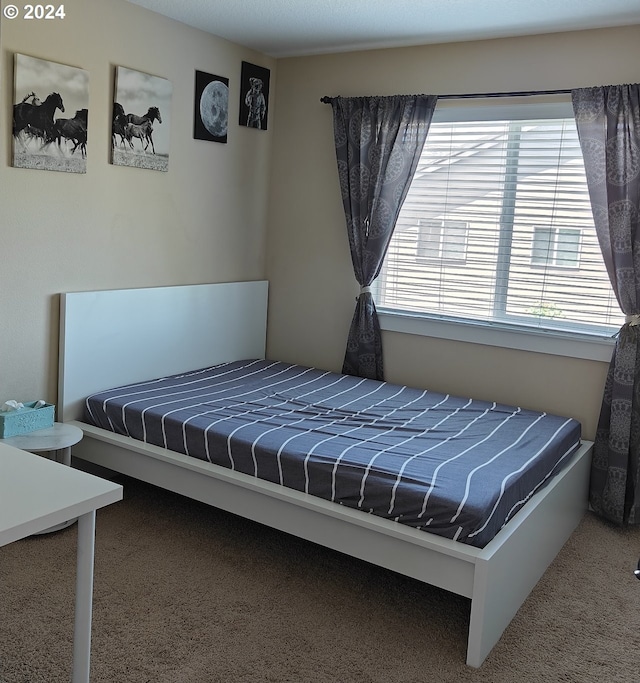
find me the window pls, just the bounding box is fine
[417,220,468,262]
[377,104,623,344]
[531,227,581,268]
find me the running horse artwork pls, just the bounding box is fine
[112,65,172,171]
[49,108,88,158]
[124,106,162,154]
[13,92,65,147]
[12,53,89,173]
[112,102,128,149]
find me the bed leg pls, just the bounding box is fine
[466,445,591,667]
[466,541,571,667]
[466,558,502,667]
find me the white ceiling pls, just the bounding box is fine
[126,0,640,58]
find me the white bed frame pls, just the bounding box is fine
[58,280,592,667]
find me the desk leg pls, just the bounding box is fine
[72,510,96,683]
[60,446,72,467]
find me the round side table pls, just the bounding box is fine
[1,422,83,467]
[2,422,84,533]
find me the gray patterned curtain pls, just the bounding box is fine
[329,95,437,380]
[572,84,640,525]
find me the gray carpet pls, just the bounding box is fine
[1,476,639,682]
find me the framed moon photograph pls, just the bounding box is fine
[239,61,270,131]
[194,70,229,143]
[112,66,172,172]
[12,53,89,174]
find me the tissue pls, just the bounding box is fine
[1,400,25,412]
[1,400,46,412]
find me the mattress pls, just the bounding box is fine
[84,359,581,547]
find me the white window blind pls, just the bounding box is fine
[377,114,623,338]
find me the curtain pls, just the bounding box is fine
[572,84,640,524]
[329,95,437,380]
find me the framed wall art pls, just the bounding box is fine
[194,70,229,143]
[111,66,172,172]
[12,53,89,174]
[239,61,270,131]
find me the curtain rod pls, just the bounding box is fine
[320,88,572,103]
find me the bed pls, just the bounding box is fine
[58,280,592,667]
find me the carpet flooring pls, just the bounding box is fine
[1,476,639,682]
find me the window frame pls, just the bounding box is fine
[373,98,618,363]
[416,219,469,263]
[531,226,581,269]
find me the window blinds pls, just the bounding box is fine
[377,117,623,336]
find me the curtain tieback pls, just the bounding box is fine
[359,286,372,295]
[625,314,640,326]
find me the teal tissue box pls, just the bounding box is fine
[0,402,55,438]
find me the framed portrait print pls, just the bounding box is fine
[239,61,270,131]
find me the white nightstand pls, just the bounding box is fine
[1,422,84,532]
[0,422,83,466]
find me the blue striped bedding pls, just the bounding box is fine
[84,359,581,547]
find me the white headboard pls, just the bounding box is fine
[58,281,268,422]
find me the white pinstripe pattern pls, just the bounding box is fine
[143,360,276,445]
[466,418,574,540]
[289,380,396,495]
[246,373,361,480]
[95,360,268,441]
[223,368,340,471]
[386,395,468,515]
[417,403,507,520]
[501,439,578,525]
[450,413,547,524]
[299,379,387,494]
[356,392,451,509]
[327,385,412,503]
[86,360,582,547]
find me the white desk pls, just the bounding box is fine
[2,423,86,532]
[0,441,123,683]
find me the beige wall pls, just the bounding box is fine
[266,25,640,440]
[0,0,275,404]
[2,8,638,442]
